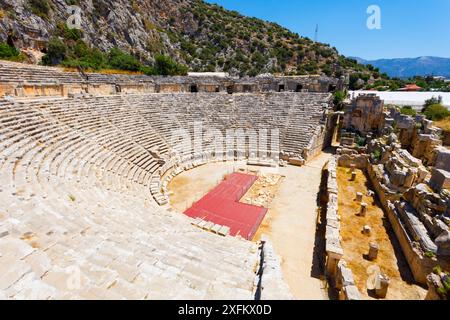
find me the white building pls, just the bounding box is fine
[349,91,450,110]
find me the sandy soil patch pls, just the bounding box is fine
[256,152,333,300]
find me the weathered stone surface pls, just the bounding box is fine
[435,231,450,257]
[429,169,450,192]
[342,94,384,135]
[343,285,362,300]
[368,243,379,261]
[375,273,390,299]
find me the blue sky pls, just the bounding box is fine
[205,0,450,60]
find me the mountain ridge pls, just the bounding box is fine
[352,56,450,79]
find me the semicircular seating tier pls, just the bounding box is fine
[0,91,330,299]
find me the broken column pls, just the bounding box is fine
[375,273,390,298]
[360,202,368,217]
[351,171,357,181]
[368,243,379,261]
[363,225,371,235]
[355,192,363,202]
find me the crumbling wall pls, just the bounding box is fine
[384,202,439,284]
[323,157,362,300]
[342,94,385,135]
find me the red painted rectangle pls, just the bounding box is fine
[184,172,267,240]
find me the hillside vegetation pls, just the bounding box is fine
[0,0,379,79]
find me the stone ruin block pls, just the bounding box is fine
[436,230,450,257]
[368,243,379,261]
[336,261,355,290]
[395,201,438,254]
[336,261,362,300]
[363,225,372,235]
[355,192,363,202]
[429,169,450,193]
[343,285,362,300]
[340,137,355,147]
[360,203,368,217]
[435,148,450,172]
[375,272,390,299]
[390,169,407,187]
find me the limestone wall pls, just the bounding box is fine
[323,157,362,300]
[305,125,327,160]
[342,94,385,135]
[0,83,15,96]
[337,154,369,170]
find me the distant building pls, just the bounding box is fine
[398,84,423,92]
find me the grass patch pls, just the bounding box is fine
[434,117,450,131]
[424,104,450,121]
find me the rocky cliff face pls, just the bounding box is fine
[0,0,368,77]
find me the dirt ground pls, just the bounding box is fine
[240,173,284,209]
[168,154,333,300]
[336,167,427,300]
[168,162,243,212]
[257,152,333,300]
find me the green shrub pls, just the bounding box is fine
[424,104,450,121]
[107,48,142,71]
[0,42,25,62]
[0,42,20,58]
[154,54,188,76]
[28,0,51,19]
[333,90,346,106]
[61,24,82,41]
[400,106,417,116]
[372,150,382,161]
[42,38,67,65]
[356,136,366,147]
[423,96,443,111]
[433,266,443,275]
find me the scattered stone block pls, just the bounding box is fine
[343,285,362,300]
[368,243,379,261]
[429,169,450,192]
[360,203,368,217]
[435,148,450,172]
[375,273,390,298]
[362,225,371,235]
[355,192,363,202]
